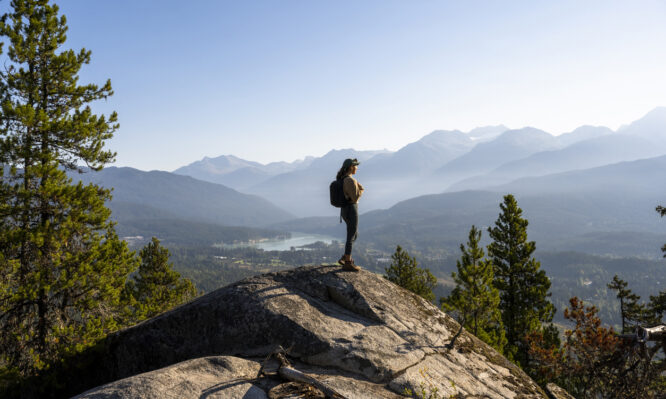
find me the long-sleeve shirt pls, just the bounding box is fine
[343,175,364,204]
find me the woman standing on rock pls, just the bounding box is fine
[336,158,364,271]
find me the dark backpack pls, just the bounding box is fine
[329,178,348,208]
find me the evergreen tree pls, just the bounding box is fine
[649,291,666,323]
[529,297,663,399]
[651,206,666,323]
[384,245,437,302]
[128,237,197,321]
[607,275,650,333]
[0,0,137,377]
[441,225,505,352]
[487,194,556,368]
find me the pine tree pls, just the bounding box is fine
[384,245,437,302]
[127,237,197,321]
[487,194,555,368]
[651,206,666,323]
[607,275,651,333]
[649,291,666,323]
[441,225,505,352]
[0,0,137,377]
[658,205,666,257]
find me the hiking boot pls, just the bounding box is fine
[337,257,346,266]
[342,259,360,272]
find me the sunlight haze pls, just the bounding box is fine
[14,0,666,170]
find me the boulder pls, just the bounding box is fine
[73,356,268,399]
[71,265,549,398]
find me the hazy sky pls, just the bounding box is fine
[2,0,666,171]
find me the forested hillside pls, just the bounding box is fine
[74,166,294,227]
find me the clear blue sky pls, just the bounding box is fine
[3,0,666,171]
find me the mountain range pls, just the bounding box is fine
[72,167,293,246]
[171,107,666,218]
[173,154,316,191]
[77,107,666,258]
[273,154,666,258]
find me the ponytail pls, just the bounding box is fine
[336,166,349,180]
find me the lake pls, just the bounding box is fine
[220,232,340,251]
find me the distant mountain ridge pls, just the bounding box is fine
[447,133,656,191]
[468,125,509,141]
[556,125,613,147]
[242,149,388,216]
[173,154,316,191]
[432,127,559,187]
[494,154,666,197]
[74,167,294,228]
[618,106,666,142]
[167,107,666,218]
[273,153,666,258]
[361,130,476,180]
[172,127,511,215]
[447,110,666,192]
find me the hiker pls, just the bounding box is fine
[336,158,364,271]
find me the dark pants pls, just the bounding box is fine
[341,203,358,256]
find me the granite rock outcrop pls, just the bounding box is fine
[73,265,551,398]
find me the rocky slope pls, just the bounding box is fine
[71,266,558,398]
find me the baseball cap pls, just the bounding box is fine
[342,158,360,168]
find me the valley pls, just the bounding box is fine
[82,108,666,333]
